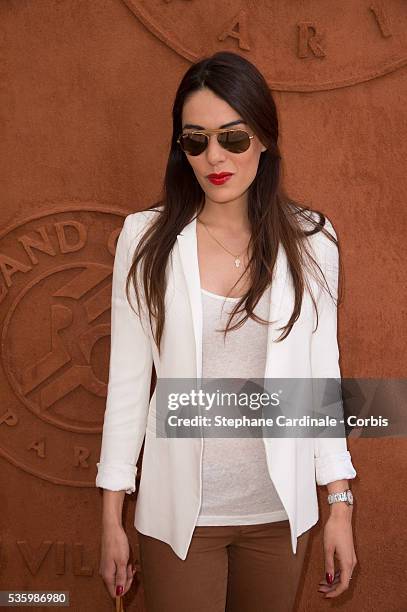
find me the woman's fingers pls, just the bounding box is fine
[114,561,129,599]
[318,569,340,585]
[99,560,121,599]
[324,563,353,598]
[318,568,355,598]
[318,569,340,591]
[122,562,137,595]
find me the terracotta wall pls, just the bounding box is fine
[1,1,406,610]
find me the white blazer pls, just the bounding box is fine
[96,207,357,561]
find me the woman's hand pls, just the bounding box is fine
[317,505,357,599]
[99,523,137,599]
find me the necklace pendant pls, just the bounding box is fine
[234,258,241,268]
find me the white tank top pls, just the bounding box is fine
[195,286,289,526]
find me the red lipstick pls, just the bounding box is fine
[207,172,233,185]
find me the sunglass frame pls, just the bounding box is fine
[177,128,254,155]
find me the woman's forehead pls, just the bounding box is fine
[182,119,247,130]
[181,89,244,129]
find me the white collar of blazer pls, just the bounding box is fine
[176,215,289,381]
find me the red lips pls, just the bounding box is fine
[207,172,233,178]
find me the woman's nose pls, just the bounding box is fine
[205,134,227,163]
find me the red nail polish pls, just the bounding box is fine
[326,573,334,584]
[116,585,123,595]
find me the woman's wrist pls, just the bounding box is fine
[102,515,123,529]
[324,479,354,518]
[329,502,353,521]
[102,489,125,528]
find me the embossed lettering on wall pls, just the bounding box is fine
[218,10,250,51]
[0,207,127,489]
[7,540,93,576]
[370,3,392,38]
[297,23,325,59]
[121,0,407,90]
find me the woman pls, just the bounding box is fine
[96,51,357,611]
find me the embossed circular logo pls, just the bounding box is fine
[122,0,407,90]
[0,205,127,488]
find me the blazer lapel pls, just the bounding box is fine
[176,216,203,380]
[176,215,289,380]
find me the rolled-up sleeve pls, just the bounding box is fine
[310,217,357,486]
[95,213,153,494]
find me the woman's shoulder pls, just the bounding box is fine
[288,205,340,278]
[291,205,338,255]
[291,204,335,236]
[123,205,163,234]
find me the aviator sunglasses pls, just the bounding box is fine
[177,127,254,156]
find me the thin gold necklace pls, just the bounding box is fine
[197,218,248,268]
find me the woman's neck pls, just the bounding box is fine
[198,200,250,233]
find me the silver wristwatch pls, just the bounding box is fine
[327,489,354,506]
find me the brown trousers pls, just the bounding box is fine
[137,520,311,612]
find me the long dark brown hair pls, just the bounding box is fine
[125,51,342,355]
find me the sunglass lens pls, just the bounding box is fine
[180,133,207,155]
[218,130,251,153]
